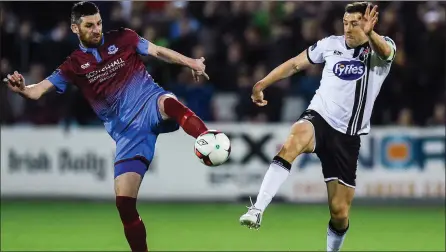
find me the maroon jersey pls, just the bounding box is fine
[46,28,162,136]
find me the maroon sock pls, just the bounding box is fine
[116,196,148,252]
[163,97,208,138]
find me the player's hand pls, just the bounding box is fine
[363,4,378,36]
[190,57,210,81]
[191,69,210,82]
[251,87,267,107]
[3,71,26,93]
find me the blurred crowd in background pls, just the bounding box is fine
[1,1,445,127]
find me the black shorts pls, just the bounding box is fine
[298,109,360,188]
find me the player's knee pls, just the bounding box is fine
[278,121,314,161]
[158,93,177,106]
[158,94,178,119]
[329,200,350,221]
[290,121,314,151]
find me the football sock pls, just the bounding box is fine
[326,220,349,252]
[254,156,291,212]
[116,196,148,252]
[163,97,208,138]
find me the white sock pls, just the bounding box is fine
[327,221,348,252]
[253,158,290,212]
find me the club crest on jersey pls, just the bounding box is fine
[333,60,365,81]
[358,47,370,62]
[108,45,118,55]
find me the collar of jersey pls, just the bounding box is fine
[345,40,368,50]
[79,36,105,53]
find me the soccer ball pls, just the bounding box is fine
[194,130,231,166]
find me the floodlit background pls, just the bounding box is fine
[1,1,445,251]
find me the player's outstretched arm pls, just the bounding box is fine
[4,71,54,100]
[254,50,311,91]
[147,42,209,80]
[363,4,393,60]
[251,50,311,106]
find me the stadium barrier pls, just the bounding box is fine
[1,125,444,202]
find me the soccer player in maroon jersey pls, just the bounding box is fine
[4,2,217,251]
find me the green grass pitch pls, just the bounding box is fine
[1,200,444,251]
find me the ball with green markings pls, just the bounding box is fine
[194,130,231,166]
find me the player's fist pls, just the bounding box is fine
[3,71,26,93]
[193,57,206,71]
[251,89,267,107]
[191,57,210,81]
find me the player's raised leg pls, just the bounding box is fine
[115,161,149,252]
[239,120,315,229]
[158,94,209,138]
[325,181,355,252]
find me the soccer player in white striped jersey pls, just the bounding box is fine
[239,2,396,251]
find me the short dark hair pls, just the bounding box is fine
[345,2,371,15]
[71,1,100,24]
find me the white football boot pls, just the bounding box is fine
[239,197,263,230]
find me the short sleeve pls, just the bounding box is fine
[306,37,330,64]
[380,36,397,63]
[136,35,149,56]
[45,59,73,94]
[123,28,150,56]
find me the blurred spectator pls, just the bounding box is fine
[243,25,268,67]
[0,58,15,124]
[15,21,34,71]
[22,63,70,125]
[396,108,414,126]
[234,67,255,121]
[129,16,143,33]
[211,41,244,92]
[109,2,128,30]
[169,7,200,41]
[38,21,74,69]
[427,103,446,126]
[253,63,284,122]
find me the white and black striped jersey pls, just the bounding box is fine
[306,35,396,135]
